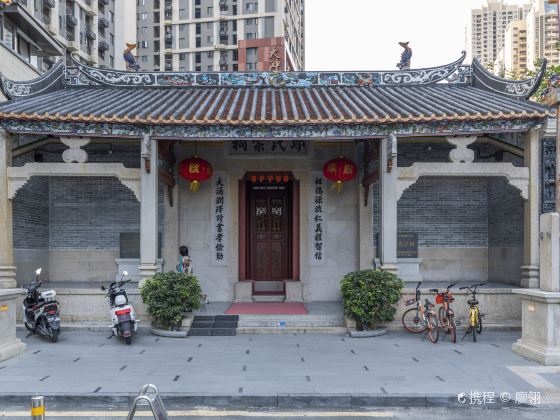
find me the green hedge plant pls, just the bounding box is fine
[140,272,203,330]
[340,269,403,331]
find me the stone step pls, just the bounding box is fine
[238,314,345,328]
[252,295,285,302]
[215,315,239,322]
[237,326,348,334]
[254,281,284,292]
[191,321,214,329]
[193,315,215,322]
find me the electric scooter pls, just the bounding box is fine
[23,268,61,343]
[101,271,138,345]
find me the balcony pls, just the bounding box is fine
[165,33,173,40]
[98,17,109,28]
[86,27,96,40]
[66,14,78,27]
[66,40,79,52]
[98,0,109,5]
[43,0,55,8]
[219,58,228,65]
[98,40,110,51]
[214,43,227,50]
[165,64,173,71]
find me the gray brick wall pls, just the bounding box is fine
[14,143,165,252]
[12,154,49,249]
[488,177,524,246]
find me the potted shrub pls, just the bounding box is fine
[141,271,203,337]
[340,269,403,337]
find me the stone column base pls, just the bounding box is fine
[234,281,253,302]
[0,266,17,289]
[512,288,560,365]
[0,289,26,362]
[138,264,160,287]
[285,281,303,302]
[520,265,539,288]
[0,338,26,363]
[380,264,398,275]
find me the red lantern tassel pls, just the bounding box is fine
[190,180,200,192]
[332,180,344,193]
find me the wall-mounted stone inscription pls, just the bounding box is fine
[309,172,327,265]
[397,232,418,258]
[211,172,228,266]
[228,140,309,155]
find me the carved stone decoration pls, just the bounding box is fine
[446,136,477,163]
[60,137,90,163]
[0,60,65,99]
[396,162,529,200]
[7,163,141,201]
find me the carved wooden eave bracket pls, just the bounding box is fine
[8,163,141,201]
[396,136,529,200]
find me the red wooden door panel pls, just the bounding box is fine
[248,185,290,281]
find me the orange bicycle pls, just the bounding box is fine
[429,284,457,343]
[402,281,439,343]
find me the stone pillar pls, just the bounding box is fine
[379,135,398,274]
[513,212,560,365]
[0,129,26,361]
[138,136,159,286]
[161,184,179,273]
[0,129,16,289]
[521,127,541,288]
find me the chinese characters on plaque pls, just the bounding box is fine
[268,47,281,71]
[228,140,309,155]
[310,172,327,265]
[210,172,228,266]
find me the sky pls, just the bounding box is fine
[304,0,531,71]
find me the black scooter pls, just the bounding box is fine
[23,268,61,343]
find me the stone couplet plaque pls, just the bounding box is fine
[119,233,161,258]
[397,232,418,258]
[210,172,228,266]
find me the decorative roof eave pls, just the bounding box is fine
[0,117,544,141]
[72,52,467,88]
[472,58,547,100]
[0,108,550,126]
[0,60,65,100]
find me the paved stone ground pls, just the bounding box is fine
[0,330,549,399]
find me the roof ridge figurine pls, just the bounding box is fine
[397,41,412,70]
[123,43,140,72]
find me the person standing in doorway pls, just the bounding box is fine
[177,245,193,274]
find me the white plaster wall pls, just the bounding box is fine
[177,142,359,302]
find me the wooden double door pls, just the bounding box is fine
[248,183,292,281]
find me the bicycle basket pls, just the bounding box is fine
[405,298,416,306]
[435,294,444,304]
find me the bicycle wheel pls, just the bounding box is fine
[448,314,457,343]
[470,308,477,343]
[427,313,439,343]
[402,307,427,333]
[438,306,450,334]
[476,309,482,334]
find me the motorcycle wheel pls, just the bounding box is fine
[125,336,132,345]
[48,328,59,343]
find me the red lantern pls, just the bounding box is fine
[178,156,213,192]
[322,156,358,193]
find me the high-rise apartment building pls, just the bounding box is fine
[527,0,559,70]
[503,19,528,76]
[136,0,304,72]
[470,0,531,67]
[9,0,136,70]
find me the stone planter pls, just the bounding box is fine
[349,327,387,338]
[150,314,194,338]
[344,316,356,330]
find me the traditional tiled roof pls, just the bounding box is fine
[0,84,549,125]
[0,53,551,127]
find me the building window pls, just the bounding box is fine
[179,24,186,31]
[141,55,148,63]
[140,40,149,48]
[196,37,201,47]
[245,32,256,39]
[179,52,186,60]
[207,35,213,43]
[179,66,186,71]
[137,0,146,5]
[110,11,114,22]
[247,62,254,70]
[110,55,114,67]
[138,12,148,20]
[206,22,212,29]
[245,18,256,25]
[179,9,187,19]
[196,23,201,34]
[195,66,201,71]
[207,51,214,58]
[110,33,115,44]
[208,65,213,71]
[246,3,254,11]
[195,52,201,63]
[179,38,187,48]
[207,6,213,14]
[141,26,148,34]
